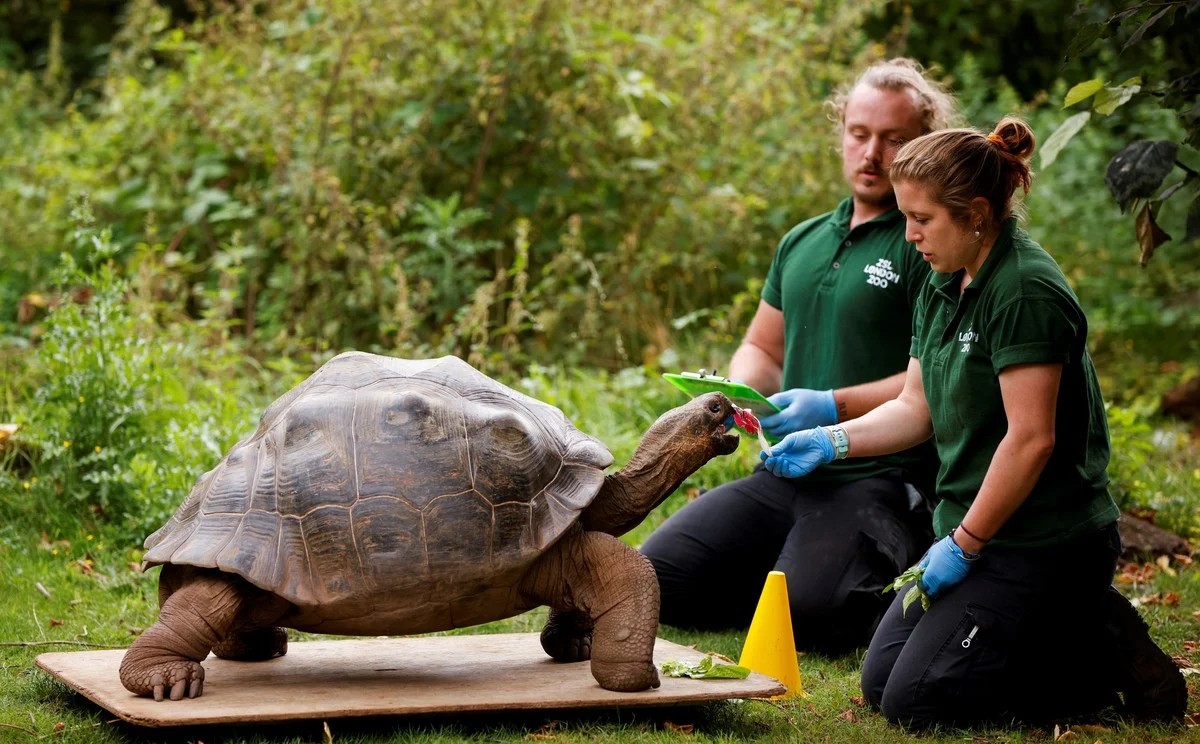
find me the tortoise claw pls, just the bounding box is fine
[143,662,205,701]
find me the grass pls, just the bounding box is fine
[2,521,1199,743]
[2,364,1199,742]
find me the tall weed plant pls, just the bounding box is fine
[7,205,258,544]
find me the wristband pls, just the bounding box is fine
[823,425,850,460]
[957,522,990,544]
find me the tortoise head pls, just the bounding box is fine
[656,392,740,459]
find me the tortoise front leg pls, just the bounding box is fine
[120,567,255,701]
[526,529,661,692]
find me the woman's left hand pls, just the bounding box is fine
[759,428,834,478]
[917,534,977,597]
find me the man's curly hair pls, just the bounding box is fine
[826,58,962,135]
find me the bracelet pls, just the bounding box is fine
[824,425,850,460]
[957,522,990,544]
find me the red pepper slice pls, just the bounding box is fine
[732,406,761,434]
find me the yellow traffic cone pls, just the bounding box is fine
[738,570,804,698]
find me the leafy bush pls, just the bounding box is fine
[0,0,1196,551]
[863,0,1087,100]
[1040,1,1199,265]
[1,0,888,372]
[3,205,261,543]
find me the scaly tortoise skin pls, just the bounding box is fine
[120,352,738,700]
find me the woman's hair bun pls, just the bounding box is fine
[987,117,1035,161]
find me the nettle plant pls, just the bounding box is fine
[19,205,248,541]
[1041,0,1199,266]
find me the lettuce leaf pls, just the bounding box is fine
[660,655,751,679]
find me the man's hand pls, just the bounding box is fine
[760,389,837,437]
[916,534,977,597]
[759,428,834,478]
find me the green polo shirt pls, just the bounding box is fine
[763,198,935,487]
[911,220,1118,547]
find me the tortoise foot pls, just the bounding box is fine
[590,659,660,692]
[121,660,206,701]
[213,627,288,661]
[541,611,594,662]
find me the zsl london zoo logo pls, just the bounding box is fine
[959,328,979,353]
[864,258,900,289]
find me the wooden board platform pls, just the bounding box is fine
[36,633,786,728]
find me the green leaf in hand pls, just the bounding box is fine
[660,655,751,679]
[884,564,930,617]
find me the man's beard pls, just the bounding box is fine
[854,183,897,208]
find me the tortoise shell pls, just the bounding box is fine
[142,352,613,606]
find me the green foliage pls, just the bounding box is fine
[0,0,124,87]
[1046,0,1200,265]
[883,564,930,617]
[1,0,887,370]
[660,656,751,679]
[1106,403,1200,540]
[4,204,259,543]
[400,194,501,326]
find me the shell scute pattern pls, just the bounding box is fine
[354,385,471,507]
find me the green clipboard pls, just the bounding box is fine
[662,371,781,442]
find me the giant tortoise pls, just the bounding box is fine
[120,352,738,699]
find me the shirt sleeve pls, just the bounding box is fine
[901,239,932,310]
[909,281,931,358]
[761,234,787,310]
[986,298,1080,373]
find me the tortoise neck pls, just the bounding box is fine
[582,444,699,537]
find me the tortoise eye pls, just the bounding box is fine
[708,400,721,413]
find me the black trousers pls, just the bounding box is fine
[640,467,931,654]
[861,522,1122,728]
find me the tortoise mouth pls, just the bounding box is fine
[715,424,740,454]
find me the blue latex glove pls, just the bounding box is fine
[917,534,977,598]
[760,389,838,438]
[759,428,834,478]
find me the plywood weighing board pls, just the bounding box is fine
[36,633,786,727]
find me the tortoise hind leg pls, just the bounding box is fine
[212,626,288,661]
[120,567,239,700]
[120,567,287,700]
[540,609,593,662]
